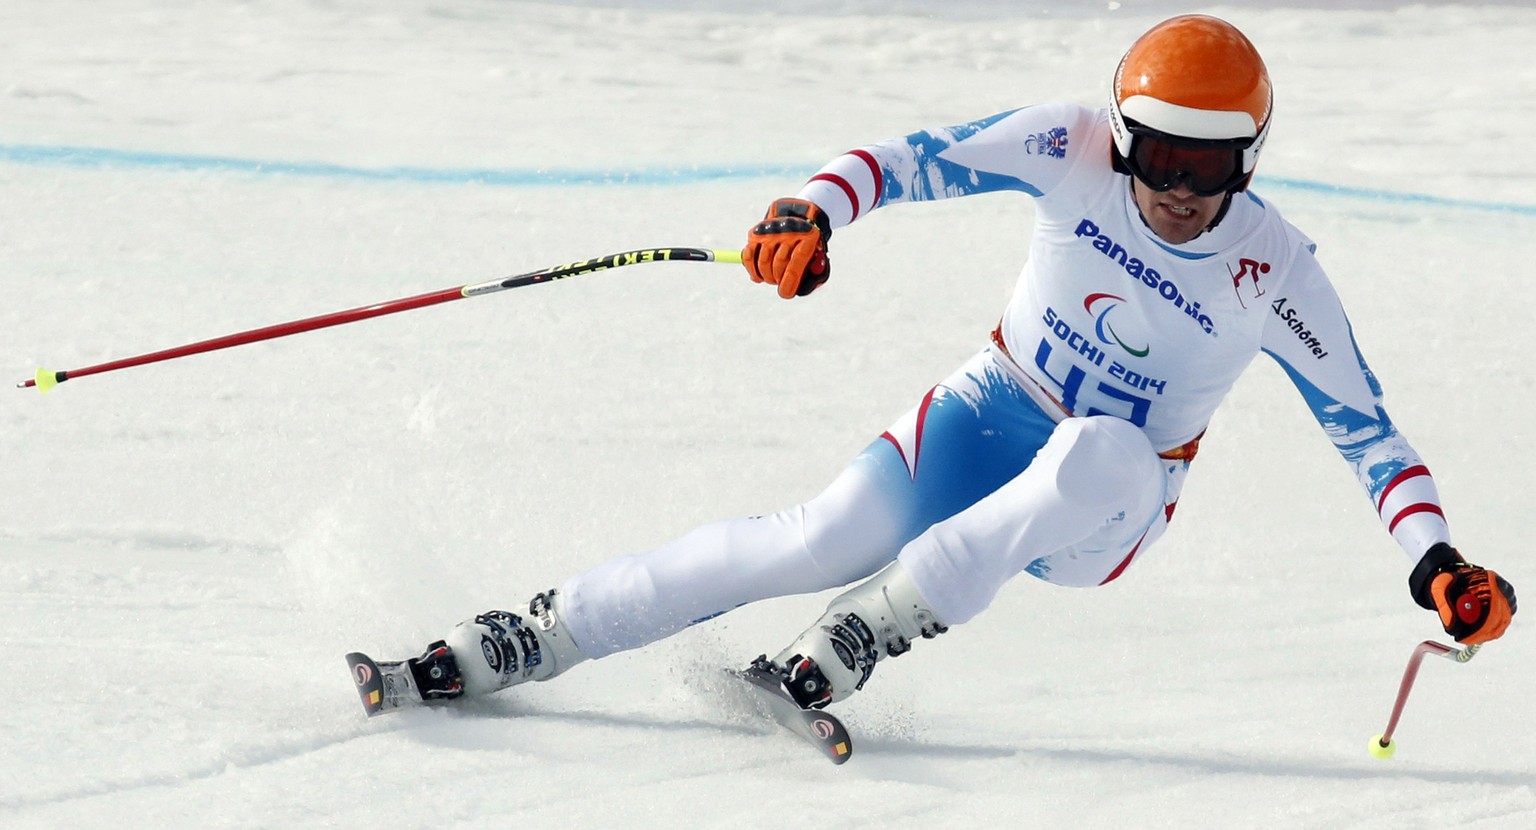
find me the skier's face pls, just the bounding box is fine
[1131,178,1225,244]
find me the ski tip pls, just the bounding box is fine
[807,711,853,764]
[345,652,388,717]
[732,665,854,764]
[824,732,853,765]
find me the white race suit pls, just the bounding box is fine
[559,103,1450,658]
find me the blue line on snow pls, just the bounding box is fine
[0,143,803,186]
[2,142,1533,216]
[1258,175,1536,216]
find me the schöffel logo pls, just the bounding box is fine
[1084,293,1149,357]
[1270,297,1330,359]
[1074,219,1216,336]
[1026,126,1069,159]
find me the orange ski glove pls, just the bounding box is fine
[1409,543,1517,645]
[743,198,831,299]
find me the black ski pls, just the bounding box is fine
[730,665,853,764]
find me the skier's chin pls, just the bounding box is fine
[1132,181,1224,244]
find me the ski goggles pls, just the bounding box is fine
[1125,131,1252,197]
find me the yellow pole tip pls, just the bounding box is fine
[1368,735,1396,760]
[34,369,60,393]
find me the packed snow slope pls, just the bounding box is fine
[1,2,1533,828]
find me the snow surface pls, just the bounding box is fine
[2,1,1533,828]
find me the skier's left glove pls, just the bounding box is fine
[743,198,831,299]
[1409,543,1517,645]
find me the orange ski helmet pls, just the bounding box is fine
[1109,15,1272,195]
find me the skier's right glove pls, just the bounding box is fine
[1409,543,1517,645]
[743,198,832,299]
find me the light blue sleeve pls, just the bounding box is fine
[866,109,1047,201]
[1259,248,1413,501]
[1258,247,1450,563]
[797,103,1096,228]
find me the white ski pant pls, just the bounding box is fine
[561,347,1183,659]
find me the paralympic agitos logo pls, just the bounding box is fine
[1074,219,1217,337]
[1084,293,1149,357]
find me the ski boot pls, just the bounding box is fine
[347,590,587,716]
[441,589,589,697]
[765,562,948,709]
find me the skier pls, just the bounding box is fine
[385,14,1516,712]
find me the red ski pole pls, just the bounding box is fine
[18,246,743,392]
[1369,640,1480,759]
